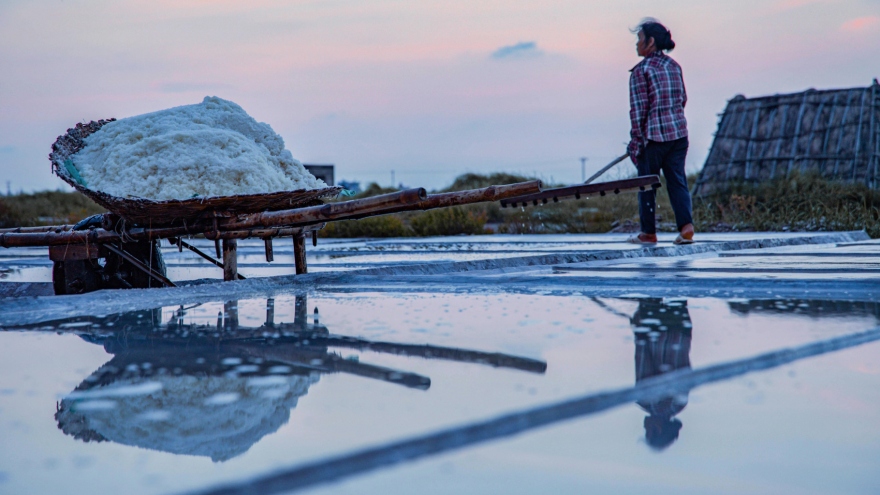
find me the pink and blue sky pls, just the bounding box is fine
[0,0,877,191]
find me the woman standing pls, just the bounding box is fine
[627,19,694,245]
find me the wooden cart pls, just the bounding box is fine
[0,120,660,295]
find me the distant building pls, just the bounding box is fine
[694,80,880,195]
[303,164,334,186]
[338,180,361,194]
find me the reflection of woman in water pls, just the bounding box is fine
[631,298,692,450]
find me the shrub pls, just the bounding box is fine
[442,173,533,192]
[0,199,24,228]
[0,191,105,227]
[694,171,880,237]
[410,206,488,236]
[320,214,410,238]
[352,182,399,199]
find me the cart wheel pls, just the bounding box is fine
[52,259,103,295]
[103,240,167,290]
[52,240,166,295]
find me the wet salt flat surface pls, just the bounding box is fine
[548,238,880,282]
[1,232,879,494]
[1,232,863,283]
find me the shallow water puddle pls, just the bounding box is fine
[1,292,878,494]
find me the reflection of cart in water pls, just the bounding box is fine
[34,296,547,461]
[728,299,880,320]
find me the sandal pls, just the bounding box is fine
[673,235,694,245]
[627,233,657,245]
[674,224,695,245]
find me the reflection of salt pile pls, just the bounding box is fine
[58,373,319,462]
[71,96,325,200]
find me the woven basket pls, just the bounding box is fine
[50,120,342,226]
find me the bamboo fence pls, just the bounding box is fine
[694,79,880,195]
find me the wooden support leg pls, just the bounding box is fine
[266,298,275,327]
[294,294,307,330]
[224,300,239,332]
[264,238,274,262]
[222,238,238,281]
[293,295,309,331]
[293,234,308,274]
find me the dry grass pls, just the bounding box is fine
[0,191,105,228]
[320,215,410,238]
[695,171,880,237]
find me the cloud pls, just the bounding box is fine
[491,41,542,60]
[841,16,880,32]
[155,82,234,93]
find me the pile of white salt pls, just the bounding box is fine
[71,97,325,200]
[59,372,320,462]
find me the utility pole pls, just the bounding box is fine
[580,157,588,182]
[5,181,10,196]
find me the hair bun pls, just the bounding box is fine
[634,19,676,52]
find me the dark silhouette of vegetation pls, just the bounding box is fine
[410,207,488,236]
[694,171,880,237]
[320,215,410,238]
[0,190,105,228]
[351,182,399,199]
[440,173,534,192]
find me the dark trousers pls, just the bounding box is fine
[637,137,692,234]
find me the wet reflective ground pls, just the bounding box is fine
[6,233,875,284]
[1,233,879,494]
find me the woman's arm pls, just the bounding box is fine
[628,66,649,163]
[681,67,687,109]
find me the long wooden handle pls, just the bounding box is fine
[584,152,630,184]
[0,180,543,247]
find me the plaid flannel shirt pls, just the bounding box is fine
[628,51,688,163]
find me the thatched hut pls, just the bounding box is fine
[693,80,880,195]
